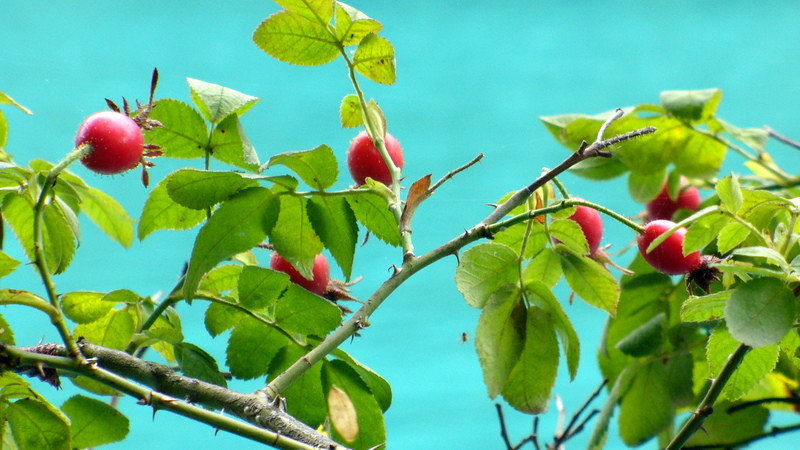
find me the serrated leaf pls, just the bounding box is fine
[61,395,129,448]
[209,113,260,171]
[267,145,338,190]
[175,343,227,387]
[501,307,559,414]
[269,195,323,279]
[559,250,619,315]
[525,281,579,380]
[276,0,335,23]
[184,187,278,300]
[268,345,327,428]
[199,264,244,294]
[0,251,20,280]
[455,242,519,309]
[660,88,722,123]
[674,130,728,178]
[680,290,732,322]
[339,94,362,128]
[494,222,547,259]
[331,349,392,412]
[165,169,257,210]
[334,3,382,46]
[550,219,589,254]
[684,212,730,254]
[615,312,665,357]
[725,278,794,348]
[204,301,248,337]
[716,221,751,254]
[74,308,136,350]
[523,248,562,288]
[346,192,400,246]
[716,175,743,214]
[707,324,778,400]
[186,78,259,124]
[307,195,357,280]
[61,291,112,324]
[322,359,385,447]
[238,266,288,310]
[732,246,788,270]
[353,33,396,84]
[618,361,673,446]
[274,285,341,336]
[475,287,524,397]
[253,11,339,66]
[75,186,134,248]
[226,317,290,379]
[145,98,208,159]
[7,398,70,450]
[0,314,14,345]
[138,177,206,240]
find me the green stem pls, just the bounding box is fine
[494,198,645,235]
[32,144,92,359]
[693,126,791,181]
[665,343,750,450]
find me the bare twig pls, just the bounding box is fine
[551,379,608,447]
[428,153,484,195]
[726,396,800,414]
[682,422,800,449]
[496,403,515,450]
[765,125,800,151]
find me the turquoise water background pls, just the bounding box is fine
[3,1,800,448]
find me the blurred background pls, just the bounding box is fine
[3,1,800,448]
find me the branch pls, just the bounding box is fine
[665,343,751,450]
[6,341,344,450]
[683,422,800,449]
[764,125,800,151]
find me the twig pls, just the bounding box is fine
[665,343,751,450]
[532,416,541,450]
[551,379,608,447]
[428,153,484,195]
[765,125,800,151]
[683,422,800,449]
[726,396,800,414]
[495,404,515,450]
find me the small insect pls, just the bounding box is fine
[460,332,469,343]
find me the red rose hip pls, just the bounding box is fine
[347,130,404,186]
[646,178,700,221]
[566,201,603,255]
[269,252,330,296]
[76,111,144,174]
[638,220,702,275]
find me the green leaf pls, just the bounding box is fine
[322,359,386,448]
[0,314,14,345]
[732,246,789,270]
[238,266,288,310]
[684,212,730,254]
[138,177,206,240]
[334,2,382,46]
[199,264,244,294]
[204,301,247,337]
[455,242,519,309]
[0,91,32,114]
[61,291,112,324]
[550,219,589,255]
[0,251,20,280]
[42,205,75,274]
[268,345,327,428]
[716,175,743,214]
[353,33,396,84]
[145,99,208,159]
[660,88,722,123]
[707,324,779,400]
[76,186,134,248]
[725,278,794,348]
[673,131,728,178]
[680,290,732,322]
[716,221,751,254]
[618,361,673,446]
[184,187,278,300]
[74,308,136,350]
[209,113,260,171]
[61,395,129,448]
[628,169,667,204]
[615,312,665,357]
[524,281,580,380]
[274,285,341,336]
[186,78,259,124]
[307,195,357,280]
[275,0,335,23]
[7,398,70,450]
[226,317,290,379]
[494,222,547,259]
[345,192,400,246]
[174,343,227,387]
[475,287,525,398]
[165,169,257,210]
[588,366,636,450]
[269,195,323,279]
[559,250,619,315]
[267,145,338,190]
[501,307,559,414]
[339,94,362,128]
[332,350,392,412]
[253,11,339,66]
[714,118,769,153]
[664,353,694,408]
[522,248,562,288]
